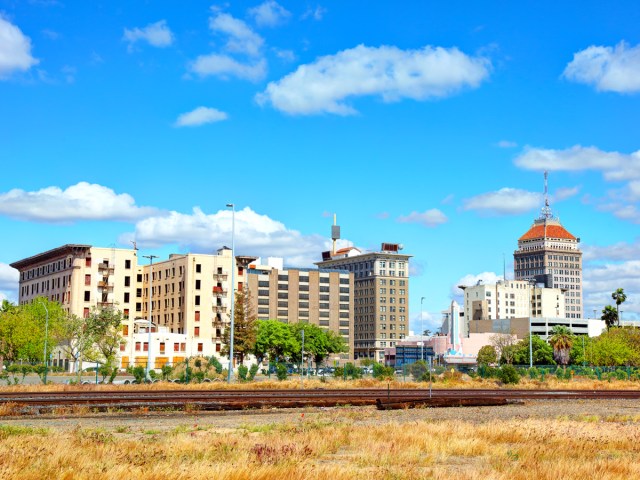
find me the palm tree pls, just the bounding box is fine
[601,305,618,331]
[611,288,627,326]
[549,325,574,366]
[422,329,432,337]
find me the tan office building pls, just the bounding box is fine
[246,261,354,359]
[316,243,411,363]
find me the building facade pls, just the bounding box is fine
[461,279,566,329]
[246,259,354,359]
[316,243,411,362]
[514,194,583,318]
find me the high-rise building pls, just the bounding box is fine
[316,243,411,362]
[246,258,354,359]
[513,174,583,318]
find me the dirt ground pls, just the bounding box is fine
[2,399,639,433]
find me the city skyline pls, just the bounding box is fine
[1,1,639,332]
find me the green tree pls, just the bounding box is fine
[601,305,618,331]
[590,328,640,366]
[221,287,257,365]
[54,314,95,381]
[513,335,555,365]
[490,333,518,364]
[569,335,591,366]
[252,320,298,363]
[84,306,125,379]
[290,322,347,369]
[549,325,574,366]
[611,288,627,326]
[476,345,497,366]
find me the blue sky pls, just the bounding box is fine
[1,0,639,330]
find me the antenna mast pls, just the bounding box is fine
[539,170,554,220]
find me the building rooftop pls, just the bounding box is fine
[519,222,576,241]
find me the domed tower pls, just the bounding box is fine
[513,173,583,319]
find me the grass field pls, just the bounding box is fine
[1,405,640,480]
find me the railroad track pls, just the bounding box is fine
[1,388,639,413]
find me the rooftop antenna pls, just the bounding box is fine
[331,214,341,255]
[540,170,553,220]
[130,240,138,252]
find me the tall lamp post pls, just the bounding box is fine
[226,203,235,383]
[143,254,158,380]
[420,297,425,361]
[38,299,49,384]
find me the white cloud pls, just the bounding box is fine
[496,140,517,148]
[0,182,158,223]
[553,186,580,201]
[451,271,502,297]
[125,206,352,267]
[397,209,448,227]
[463,188,541,215]
[256,44,491,115]
[174,106,228,127]
[0,16,39,78]
[514,145,640,182]
[0,263,19,291]
[123,20,174,51]
[302,5,327,21]
[249,1,291,27]
[563,41,640,93]
[209,12,264,57]
[583,239,640,262]
[189,53,267,81]
[274,48,296,62]
[583,261,640,317]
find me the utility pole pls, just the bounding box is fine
[226,203,235,383]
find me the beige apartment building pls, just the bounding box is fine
[246,259,354,359]
[316,243,411,363]
[11,244,256,370]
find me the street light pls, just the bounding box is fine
[37,299,49,384]
[420,297,425,361]
[528,280,535,369]
[143,254,158,380]
[226,203,235,383]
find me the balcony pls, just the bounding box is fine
[98,263,115,274]
[213,306,227,313]
[97,281,114,291]
[213,273,228,281]
[212,286,228,295]
[97,301,114,307]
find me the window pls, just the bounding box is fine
[124,292,130,303]
[137,273,142,282]
[196,264,202,273]
[194,326,200,337]
[125,259,131,269]
[143,342,149,352]
[258,281,269,287]
[85,257,92,267]
[84,291,90,302]
[135,342,141,351]
[84,274,91,286]
[195,279,201,290]
[124,276,131,287]
[195,311,200,321]
[197,343,203,353]
[195,295,200,306]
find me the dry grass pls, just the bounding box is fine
[1,375,639,394]
[1,409,640,479]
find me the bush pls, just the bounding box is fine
[614,369,628,381]
[497,365,520,384]
[372,362,395,379]
[528,367,539,380]
[276,363,288,381]
[248,364,259,381]
[237,364,249,381]
[409,361,428,382]
[131,366,146,384]
[208,356,223,374]
[161,364,173,381]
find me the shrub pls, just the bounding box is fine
[237,364,249,381]
[409,361,428,382]
[131,366,146,384]
[614,369,628,381]
[248,364,259,381]
[372,362,395,379]
[208,356,223,374]
[276,363,288,381]
[161,364,173,381]
[497,365,520,384]
[528,367,539,380]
